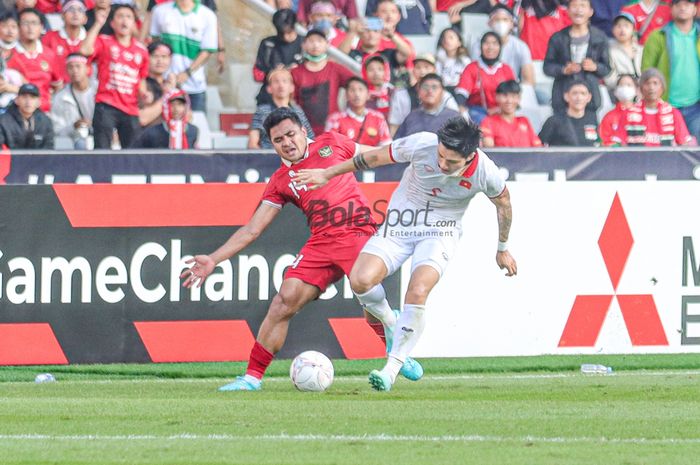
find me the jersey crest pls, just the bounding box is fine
[319,146,333,158]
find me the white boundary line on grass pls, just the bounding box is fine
[1,433,700,445]
[7,369,700,385]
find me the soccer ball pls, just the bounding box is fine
[289,350,334,392]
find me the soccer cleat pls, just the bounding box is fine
[218,376,262,392]
[400,357,424,381]
[386,309,424,382]
[368,369,392,392]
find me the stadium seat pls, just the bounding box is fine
[517,105,552,134]
[212,135,249,149]
[409,35,439,55]
[460,13,490,48]
[532,60,553,105]
[597,84,614,123]
[220,113,254,137]
[229,63,262,113]
[431,12,452,36]
[54,136,74,150]
[191,111,214,149]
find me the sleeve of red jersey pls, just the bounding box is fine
[480,117,494,137]
[455,64,474,97]
[260,175,287,209]
[673,108,694,145]
[526,119,543,147]
[92,35,104,60]
[140,48,150,80]
[327,131,360,160]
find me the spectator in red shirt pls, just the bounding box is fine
[519,0,571,60]
[616,68,695,146]
[481,79,542,147]
[7,8,61,113]
[372,0,414,57]
[326,77,392,146]
[362,54,393,119]
[296,0,359,27]
[455,31,516,124]
[80,4,148,149]
[600,74,638,146]
[622,0,672,45]
[290,29,355,135]
[42,0,88,85]
[307,0,347,49]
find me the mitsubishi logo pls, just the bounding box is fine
[558,193,668,347]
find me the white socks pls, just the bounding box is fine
[354,284,396,329]
[383,304,426,382]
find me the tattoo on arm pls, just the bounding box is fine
[497,202,512,243]
[353,153,371,171]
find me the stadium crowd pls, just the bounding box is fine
[0,0,697,150]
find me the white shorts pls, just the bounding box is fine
[361,223,461,277]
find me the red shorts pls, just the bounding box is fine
[285,227,374,291]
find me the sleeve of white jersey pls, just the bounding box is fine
[389,132,437,164]
[200,9,219,52]
[149,5,161,37]
[482,152,507,198]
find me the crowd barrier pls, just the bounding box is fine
[0,149,699,364]
[1,147,700,184]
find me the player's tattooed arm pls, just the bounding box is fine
[490,186,517,276]
[294,145,393,189]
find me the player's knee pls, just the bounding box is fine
[405,285,431,305]
[269,292,300,321]
[349,270,378,295]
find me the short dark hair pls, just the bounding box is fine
[496,79,521,94]
[564,79,591,93]
[263,107,303,139]
[346,76,368,89]
[364,54,386,69]
[418,73,443,88]
[148,39,172,56]
[18,8,42,22]
[0,11,18,24]
[272,8,297,35]
[111,4,136,18]
[437,117,481,158]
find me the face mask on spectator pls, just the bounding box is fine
[303,52,328,62]
[614,85,636,103]
[491,21,511,38]
[312,19,333,33]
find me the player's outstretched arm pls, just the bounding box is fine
[490,186,517,277]
[181,203,281,288]
[293,145,393,190]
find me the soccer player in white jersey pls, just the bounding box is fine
[294,117,517,391]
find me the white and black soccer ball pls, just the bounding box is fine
[289,350,334,392]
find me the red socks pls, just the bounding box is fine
[245,341,275,379]
[368,322,386,345]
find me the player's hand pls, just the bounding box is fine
[563,62,581,75]
[181,255,216,288]
[176,71,189,86]
[293,169,330,190]
[496,250,517,277]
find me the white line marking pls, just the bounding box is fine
[4,369,699,385]
[0,433,698,445]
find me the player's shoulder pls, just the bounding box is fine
[313,130,353,148]
[397,131,438,147]
[366,108,386,120]
[133,40,149,52]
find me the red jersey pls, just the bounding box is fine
[480,114,542,147]
[378,32,414,55]
[456,61,516,110]
[7,42,61,112]
[92,34,149,116]
[261,132,376,236]
[599,103,628,146]
[325,108,392,147]
[617,100,693,146]
[520,6,571,60]
[42,29,87,84]
[291,61,355,135]
[622,1,672,45]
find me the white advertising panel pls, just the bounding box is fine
[411,182,700,356]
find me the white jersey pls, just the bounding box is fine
[388,132,506,226]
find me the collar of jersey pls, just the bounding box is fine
[445,149,480,178]
[59,27,87,43]
[16,40,43,56]
[281,137,313,167]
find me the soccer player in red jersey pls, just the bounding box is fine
[182,107,422,391]
[80,4,149,149]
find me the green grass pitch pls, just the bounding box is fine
[2,354,700,464]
